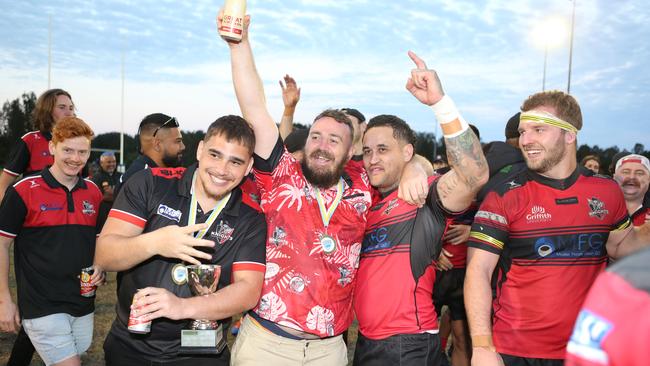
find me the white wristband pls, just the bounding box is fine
[431,95,469,138]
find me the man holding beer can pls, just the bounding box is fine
[96,116,266,366]
[0,117,105,366]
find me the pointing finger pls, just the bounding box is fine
[408,50,427,70]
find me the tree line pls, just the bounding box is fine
[1,92,648,174]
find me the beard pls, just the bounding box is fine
[524,138,566,174]
[301,149,347,189]
[162,153,183,168]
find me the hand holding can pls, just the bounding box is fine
[219,0,246,42]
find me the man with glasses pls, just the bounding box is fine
[118,113,186,192]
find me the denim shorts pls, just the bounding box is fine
[22,312,94,365]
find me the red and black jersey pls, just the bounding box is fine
[354,176,447,340]
[630,196,650,226]
[252,137,372,337]
[566,246,650,366]
[441,206,476,268]
[106,164,266,360]
[469,167,631,360]
[0,168,101,319]
[3,131,53,177]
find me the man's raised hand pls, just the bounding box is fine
[405,51,445,106]
[280,75,301,108]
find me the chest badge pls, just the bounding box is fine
[587,197,608,220]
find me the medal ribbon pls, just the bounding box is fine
[314,178,344,229]
[188,172,231,239]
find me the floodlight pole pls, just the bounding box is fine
[543,44,548,91]
[48,15,52,89]
[567,0,576,94]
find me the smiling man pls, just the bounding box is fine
[465,91,650,366]
[352,51,488,366]
[96,116,266,365]
[0,117,104,366]
[613,154,650,226]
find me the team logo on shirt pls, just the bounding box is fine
[157,204,182,222]
[82,200,96,215]
[526,205,552,223]
[383,199,398,215]
[587,197,609,220]
[210,220,234,244]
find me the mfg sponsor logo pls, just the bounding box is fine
[534,233,605,258]
[157,204,182,222]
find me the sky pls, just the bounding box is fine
[1,0,649,152]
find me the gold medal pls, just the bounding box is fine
[320,235,337,255]
[171,263,188,285]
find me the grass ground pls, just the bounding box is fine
[0,247,359,365]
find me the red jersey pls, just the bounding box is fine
[469,168,631,359]
[3,131,53,176]
[252,138,372,337]
[354,177,447,339]
[566,247,650,365]
[441,207,476,268]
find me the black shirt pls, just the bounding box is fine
[92,169,123,231]
[106,163,266,360]
[114,154,158,197]
[0,168,102,319]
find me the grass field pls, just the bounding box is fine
[0,247,359,365]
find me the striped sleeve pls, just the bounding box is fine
[468,191,510,255]
[234,212,267,271]
[2,139,29,177]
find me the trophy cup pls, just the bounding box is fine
[179,264,226,354]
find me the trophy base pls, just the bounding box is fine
[179,324,226,355]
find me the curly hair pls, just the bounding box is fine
[51,117,94,144]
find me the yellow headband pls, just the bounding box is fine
[520,111,579,134]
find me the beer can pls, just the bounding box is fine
[127,295,151,334]
[220,0,246,42]
[80,266,96,297]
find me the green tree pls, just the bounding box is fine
[0,92,37,166]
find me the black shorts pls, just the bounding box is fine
[433,268,467,321]
[353,331,442,366]
[500,353,564,366]
[103,332,229,366]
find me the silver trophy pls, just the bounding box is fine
[180,264,226,354]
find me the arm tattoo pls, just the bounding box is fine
[444,129,487,191]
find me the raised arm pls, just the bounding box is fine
[278,74,301,140]
[219,12,277,159]
[405,51,488,212]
